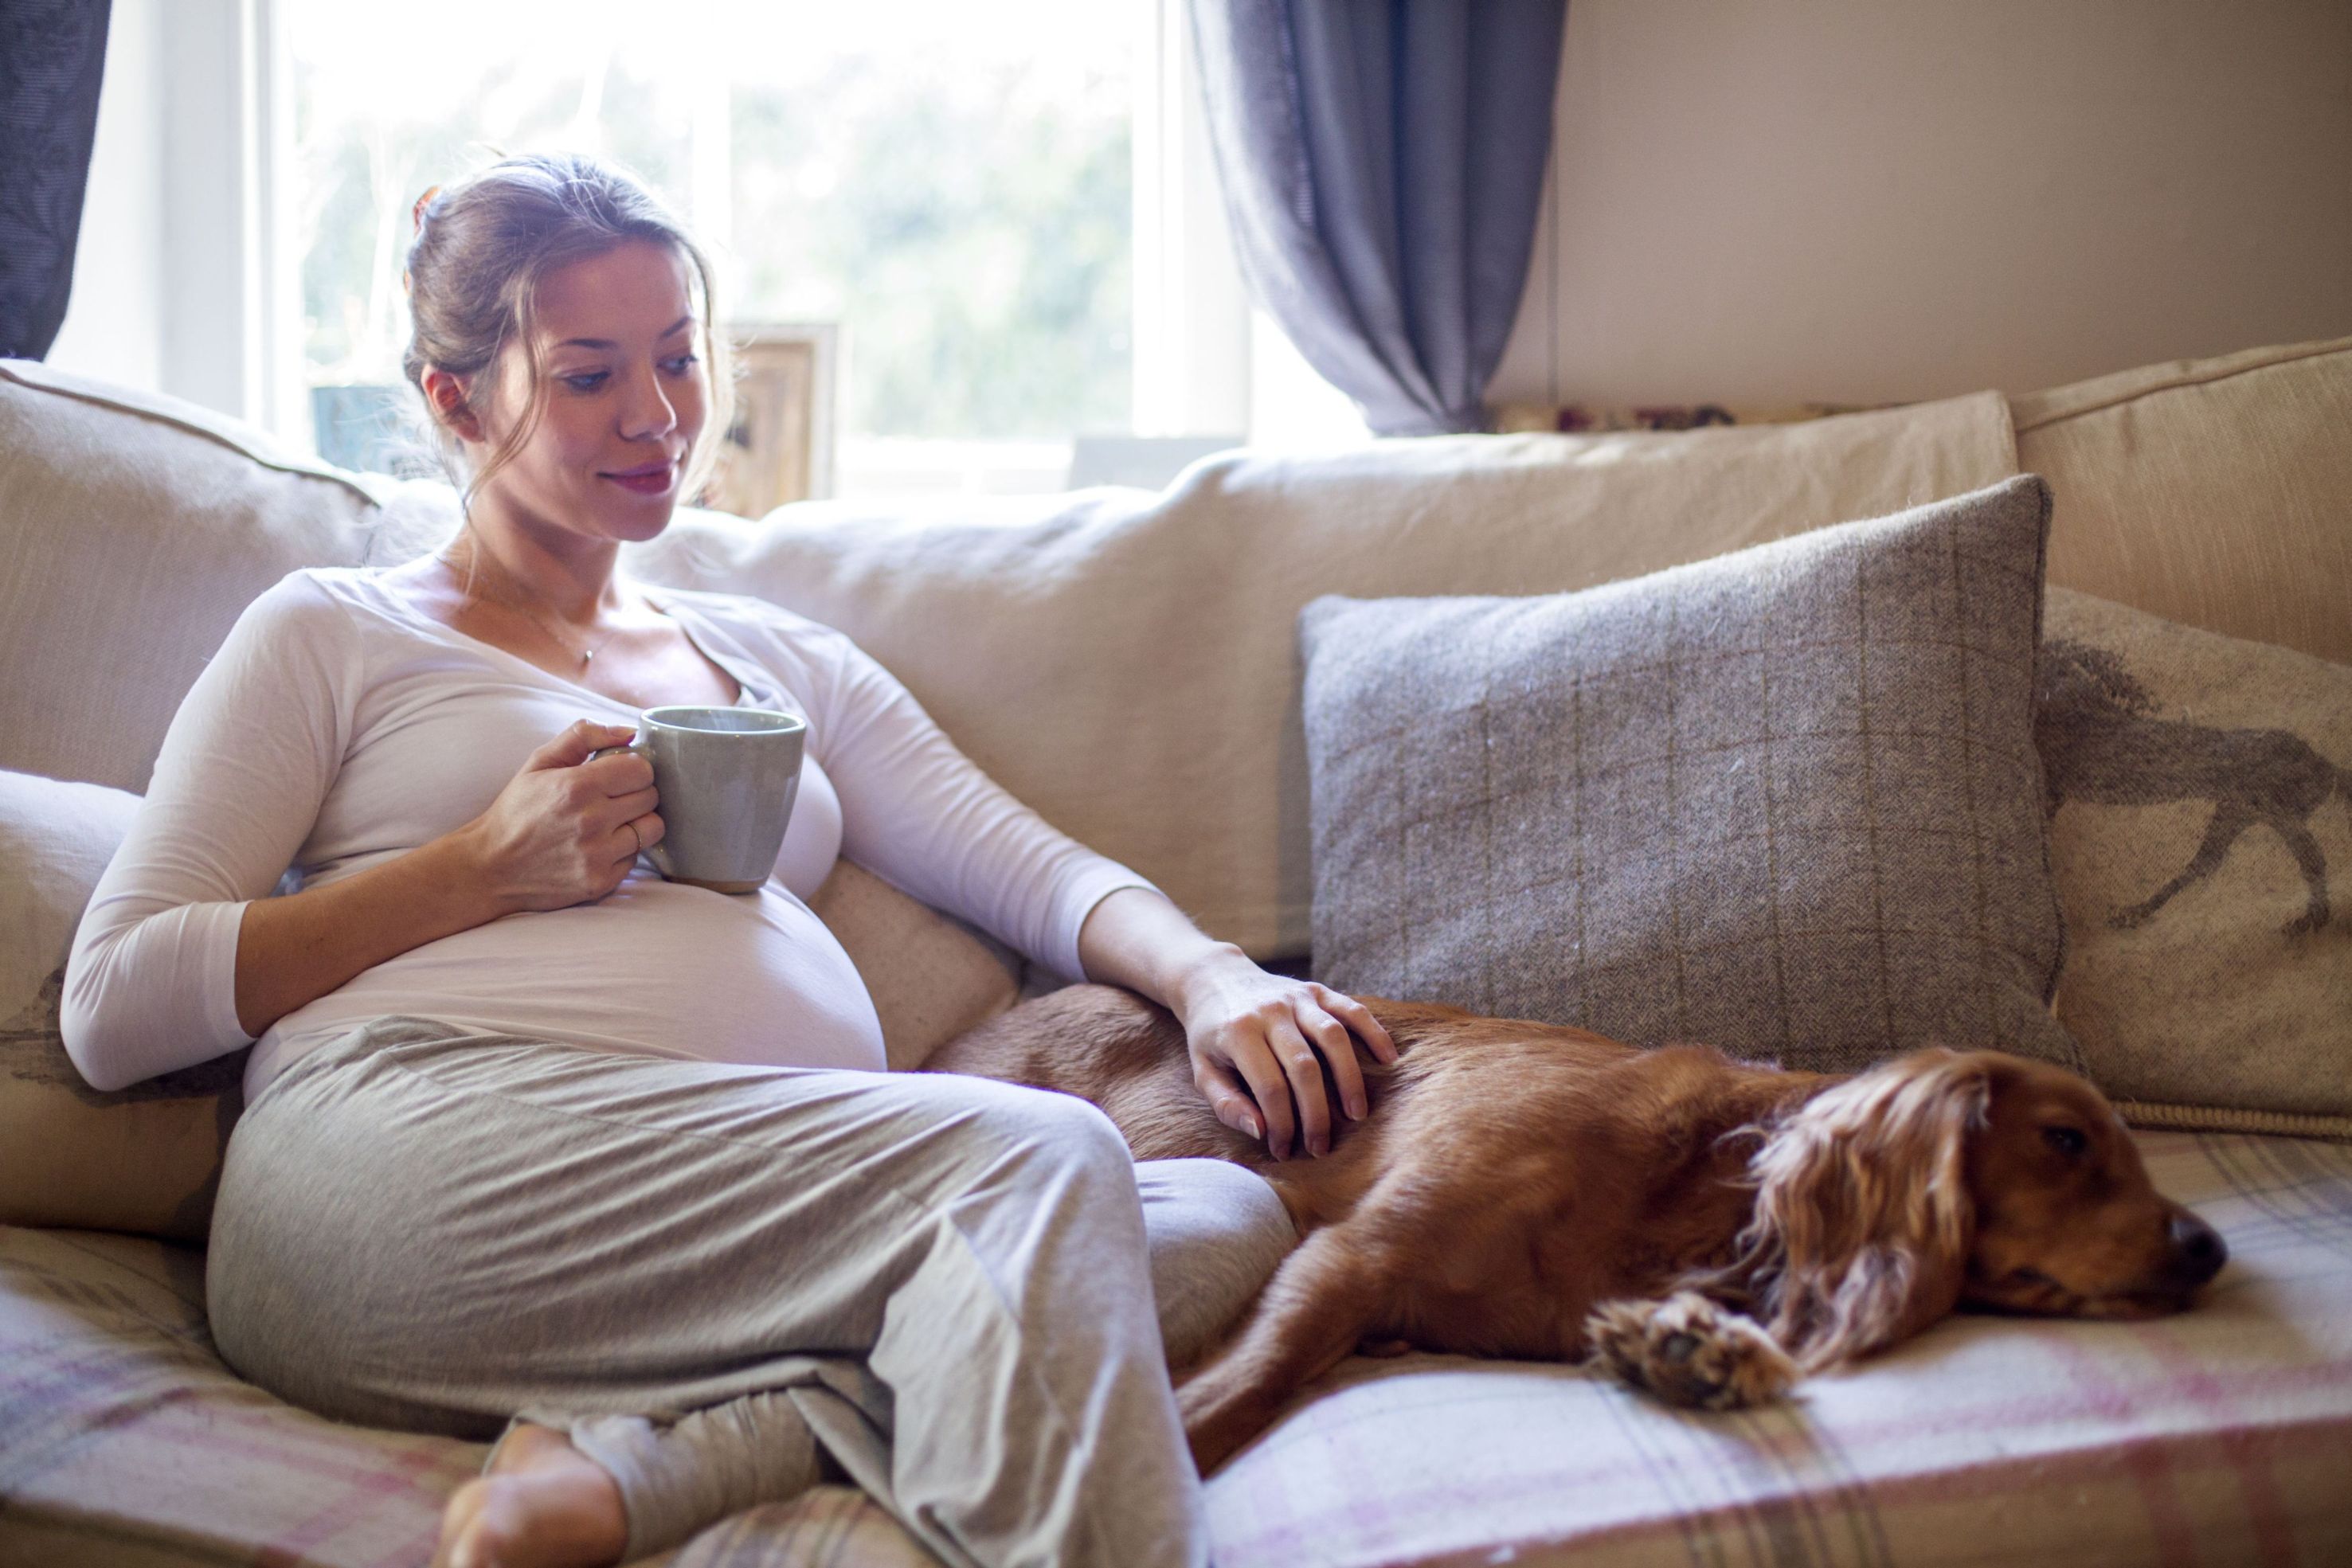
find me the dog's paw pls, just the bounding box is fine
[1583,1291,1798,1411]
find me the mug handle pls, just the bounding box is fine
[587,736,663,873]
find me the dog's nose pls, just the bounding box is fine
[2167,1210,2227,1286]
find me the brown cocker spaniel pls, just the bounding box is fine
[926,984,2228,1472]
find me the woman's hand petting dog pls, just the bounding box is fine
[926,985,2229,1473]
[1167,956,1396,1160]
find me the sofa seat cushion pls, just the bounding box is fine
[6,1132,2346,1567]
[0,1227,930,1567]
[1201,1131,2350,1567]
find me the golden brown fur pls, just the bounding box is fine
[925,985,2228,1471]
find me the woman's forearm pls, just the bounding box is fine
[1074,886,1258,1014]
[1073,884,1393,1159]
[233,828,511,1039]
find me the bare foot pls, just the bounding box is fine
[432,1421,629,1568]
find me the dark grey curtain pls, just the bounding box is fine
[1192,0,1566,436]
[0,0,113,360]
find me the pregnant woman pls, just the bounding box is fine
[61,151,1392,1568]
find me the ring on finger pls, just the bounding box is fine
[627,821,643,853]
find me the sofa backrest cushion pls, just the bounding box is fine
[2018,335,2352,667]
[629,393,2020,958]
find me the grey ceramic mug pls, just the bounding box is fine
[589,706,807,893]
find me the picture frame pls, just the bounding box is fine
[699,322,838,517]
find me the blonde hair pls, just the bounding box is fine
[400,150,736,525]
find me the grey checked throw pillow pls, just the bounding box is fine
[1299,474,2080,1076]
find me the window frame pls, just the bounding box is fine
[222,0,1324,478]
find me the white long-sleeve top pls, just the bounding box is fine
[61,566,1157,1100]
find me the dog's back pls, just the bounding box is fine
[925,983,1259,1163]
[929,984,1816,1461]
[924,983,1757,1237]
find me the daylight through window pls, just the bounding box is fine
[289,0,1133,500]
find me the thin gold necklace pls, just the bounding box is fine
[443,538,628,667]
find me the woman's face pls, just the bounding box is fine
[464,238,710,549]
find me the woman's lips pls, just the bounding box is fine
[601,463,676,495]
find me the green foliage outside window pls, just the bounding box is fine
[296,38,1130,448]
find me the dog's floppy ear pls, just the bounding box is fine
[1730,1050,1990,1371]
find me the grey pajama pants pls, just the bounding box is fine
[204,1015,1297,1567]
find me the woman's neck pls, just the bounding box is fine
[448,513,626,626]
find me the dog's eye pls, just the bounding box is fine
[2042,1124,2089,1158]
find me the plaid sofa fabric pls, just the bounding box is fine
[0,1227,928,1568]
[1207,1132,2352,1568]
[4,1132,2348,1568]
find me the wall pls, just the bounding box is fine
[1486,0,2352,409]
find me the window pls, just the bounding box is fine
[284,0,1341,500]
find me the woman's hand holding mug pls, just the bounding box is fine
[458,720,664,912]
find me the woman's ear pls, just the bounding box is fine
[1736,1050,1990,1371]
[420,366,485,444]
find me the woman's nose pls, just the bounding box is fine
[619,369,677,441]
[2166,1210,2227,1286]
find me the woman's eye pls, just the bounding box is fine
[561,372,609,392]
[2042,1125,2089,1158]
[663,354,699,374]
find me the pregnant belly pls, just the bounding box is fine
[253,874,887,1093]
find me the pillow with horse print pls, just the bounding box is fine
[2038,588,2352,1133]
[1300,475,2080,1078]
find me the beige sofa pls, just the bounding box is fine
[2,337,2348,1566]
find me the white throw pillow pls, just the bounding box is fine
[0,772,140,1023]
[0,771,242,1241]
